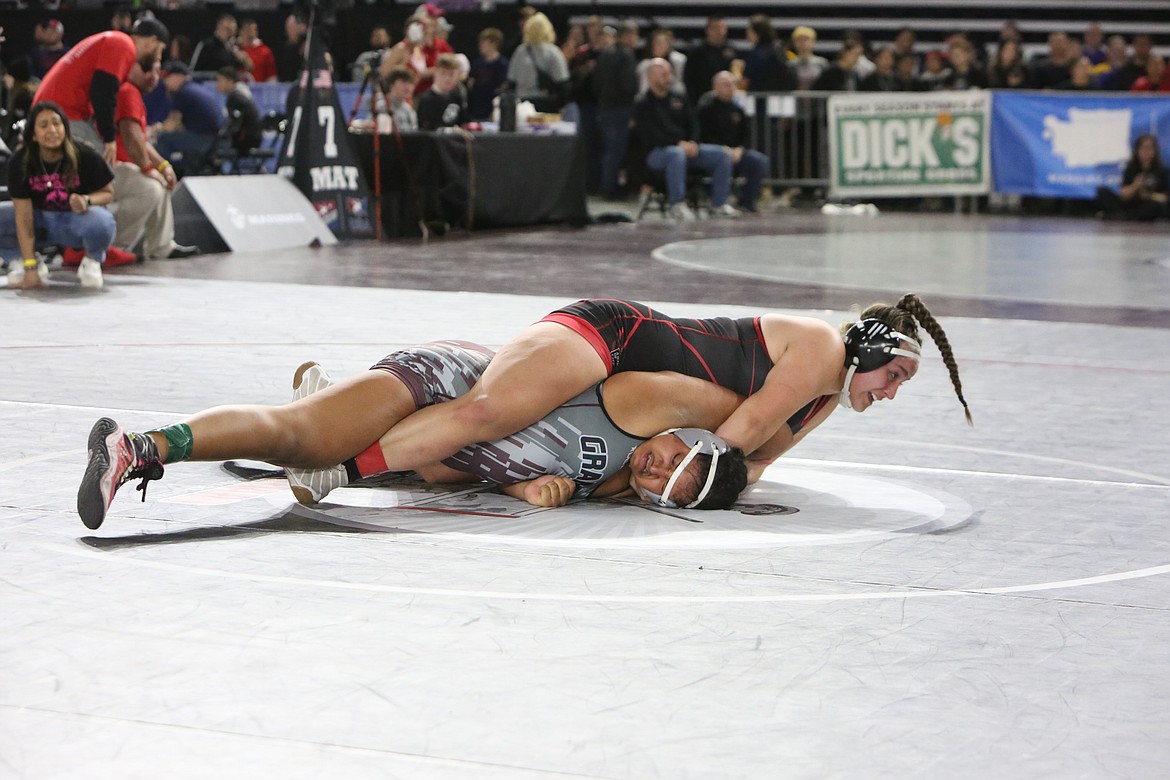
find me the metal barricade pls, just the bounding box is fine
[744,91,833,190]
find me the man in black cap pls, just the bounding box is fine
[34,16,169,165]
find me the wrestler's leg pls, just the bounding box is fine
[162,369,414,468]
[376,322,608,471]
[78,369,415,529]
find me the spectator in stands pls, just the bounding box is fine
[416,54,467,131]
[383,68,418,131]
[632,58,737,221]
[1131,55,1170,93]
[561,23,586,65]
[215,67,262,154]
[168,35,194,67]
[153,61,223,177]
[697,70,768,214]
[739,16,796,92]
[566,17,607,190]
[917,50,950,91]
[998,20,1022,47]
[110,9,134,35]
[788,26,828,90]
[1093,35,1129,86]
[638,29,688,96]
[813,41,865,92]
[28,19,70,80]
[1056,56,1097,90]
[891,27,919,76]
[595,21,640,199]
[1031,32,1078,89]
[1107,34,1153,91]
[895,54,924,91]
[683,16,735,104]
[2,101,117,290]
[988,39,1031,88]
[190,14,249,75]
[381,12,454,97]
[33,17,170,166]
[467,28,509,122]
[1082,23,1107,65]
[276,13,308,82]
[506,12,570,113]
[110,62,197,263]
[238,19,277,84]
[1097,134,1169,221]
[860,48,905,92]
[941,39,987,90]
[351,26,391,84]
[841,30,876,79]
[503,6,536,59]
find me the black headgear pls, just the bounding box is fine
[839,319,921,410]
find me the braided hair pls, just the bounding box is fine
[844,294,973,426]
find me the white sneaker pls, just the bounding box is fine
[285,361,349,504]
[6,261,50,287]
[78,257,103,289]
[713,203,741,219]
[292,361,333,401]
[669,202,696,222]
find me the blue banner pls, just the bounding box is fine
[991,91,1170,198]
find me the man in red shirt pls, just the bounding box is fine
[238,19,277,83]
[33,17,169,166]
[108,62,198,261]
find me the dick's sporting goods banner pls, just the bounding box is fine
[991,91,1170,199]
[828,91,991,198]
[277,25,374,239]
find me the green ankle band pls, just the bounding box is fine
[152,423,194,464]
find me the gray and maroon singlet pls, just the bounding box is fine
[371,340,645,497]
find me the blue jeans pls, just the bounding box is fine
[646,143,732,207]
[735,149,769,212]
[0,203,116,264]
[598,106,632,198]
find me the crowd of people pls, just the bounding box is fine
[1,7,1167,285]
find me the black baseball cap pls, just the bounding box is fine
[131,17,170,46]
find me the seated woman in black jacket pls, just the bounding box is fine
[1097,134,1169,221]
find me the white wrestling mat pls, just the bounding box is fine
[4,275,1170,779]
[275,462,969,549]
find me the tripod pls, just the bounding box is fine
[347,66,389,241]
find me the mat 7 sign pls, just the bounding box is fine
[828,91,992,197]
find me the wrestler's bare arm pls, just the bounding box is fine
[715,321,843,456]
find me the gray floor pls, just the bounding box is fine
[3,208,1170,779]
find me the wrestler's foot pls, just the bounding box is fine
[77,418,165,529]
[285,361,348,504]
[286,462,350,505]
[291,361,332,401]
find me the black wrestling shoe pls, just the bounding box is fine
[77,418,165,529]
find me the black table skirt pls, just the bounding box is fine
[351,131,588,238]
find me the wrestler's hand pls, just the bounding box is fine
[522,475,576,507]
[103,142,117,167]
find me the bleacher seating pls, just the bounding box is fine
[549,0,1170,60]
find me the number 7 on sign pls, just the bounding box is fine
[283,105,339,159]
